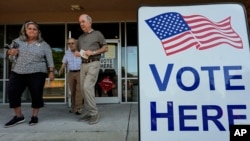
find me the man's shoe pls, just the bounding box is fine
[75,109,82,115]
[29,116,38,126]
[4,116,25,128]
[75,111,82,115]
[79,114,91,121]
[88,114,99,125]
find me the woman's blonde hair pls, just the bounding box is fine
[19,20,43,42]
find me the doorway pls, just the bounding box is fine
[66,39,121,104]
[95,39,121,103]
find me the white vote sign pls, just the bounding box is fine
[138,3,250,141]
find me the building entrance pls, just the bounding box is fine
[95,39,121,103]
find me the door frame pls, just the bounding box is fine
[95,39,121,103]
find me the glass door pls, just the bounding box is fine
[95,39,121,103]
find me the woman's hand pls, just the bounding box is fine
[49,72,55,81]
[7,48,19,56]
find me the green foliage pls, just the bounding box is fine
[52,49,64,78]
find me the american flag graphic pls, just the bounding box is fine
[145,12,243,56]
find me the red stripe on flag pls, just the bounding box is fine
[183,15,243,50]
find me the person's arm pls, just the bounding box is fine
[48,67,55,81]
[59,63,66,76]
[91,45,108,56]
[44,43,55,80]
[7,48,19,55]
[84,45,108,57]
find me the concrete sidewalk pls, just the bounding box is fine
[0,103,139,141]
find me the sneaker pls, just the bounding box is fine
[79,114,91,121]
[75,111,82,115]
[29,116,38,126]
[88,114,99,125]
[75,109,82,115]
[4,116,25,128]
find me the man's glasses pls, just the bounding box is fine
[67,42,75,45]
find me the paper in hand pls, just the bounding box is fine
[80,49,88,59]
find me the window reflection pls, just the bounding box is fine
[121,22,139,103]
[121,46,138,78]
[39,24,65,102]
[126,22,138,46]
[43,79,65,102]
[122,79,138,102]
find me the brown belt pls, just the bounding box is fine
[82,59,100,63]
